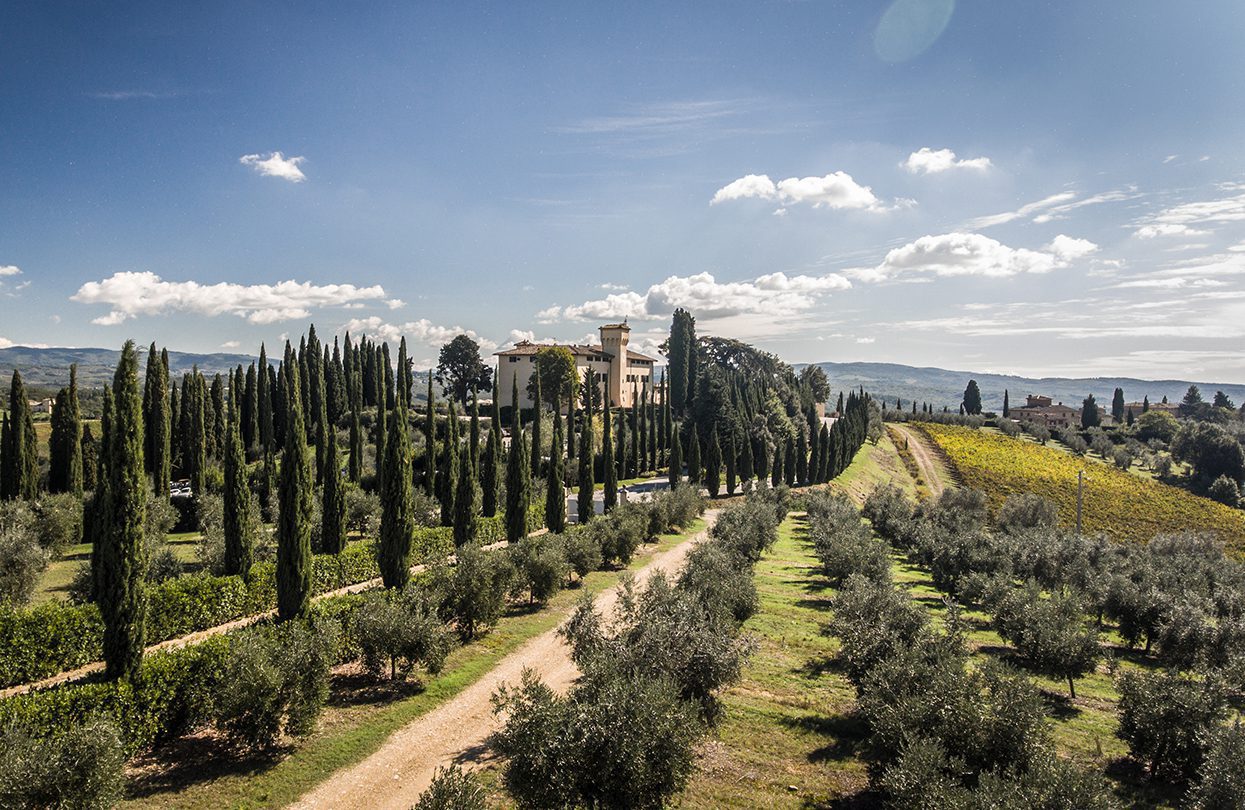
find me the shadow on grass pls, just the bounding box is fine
[1103,756,1186,808]
[1039,689,1082,720]
[822,788,885,809]
[326,670,428,709]
[125,732,285,800]
[779,711,868,764]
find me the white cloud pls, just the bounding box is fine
[0,337,49,349]
[711,170,884,211]
[846,232,1098,282]
[855,337,876,344]
[964,192,1077,229]
[0,265,21,277]
[1163,155,1179,164]
[385,298,406,310]
[963,188,1138,230]
[903,147,993,174]
[1133,188,1245,238]
[72,271,387,325]
[339,317,498,352]
[239,151,307,182]
[220,340,241,349]
[538,270,852,323]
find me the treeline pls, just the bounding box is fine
[822,484,1245,805]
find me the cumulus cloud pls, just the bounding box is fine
[538,270,851,324]
[0,266,21,277]
[845,232,1099,282]
[72,271,388,325]
[220,340,241,349]
[339,317,498,352]
[903,147,993,174]
[711,170,885,211]
[239,151,307,182]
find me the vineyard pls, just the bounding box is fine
[919,423,1245,554]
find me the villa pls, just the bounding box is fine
[495,322,657,410]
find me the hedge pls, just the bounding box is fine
[0,528,454,689]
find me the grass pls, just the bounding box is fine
[827,434,920,503]
[121,518,706,809]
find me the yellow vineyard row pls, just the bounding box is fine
[920,423,1245,554]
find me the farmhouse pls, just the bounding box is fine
[495,322,656,410]
[1008,394,1082,428]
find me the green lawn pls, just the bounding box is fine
[122,518,706,809]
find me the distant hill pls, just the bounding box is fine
[812,361,1245,413]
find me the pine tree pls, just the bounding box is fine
[505,378,531,540]
[577,367,595,523]
[530,373,542,481]
[322,425,346,554]
[546,391,566,533]
[686,425,701,486]
[379,398,415,587]
[668,422,682,489]
[223,396,254,576]
[98,342,147,680]
[704,425,722,498]
[602,388,617,514]
[277,344,313,620]
[49,365,84,496]
[2,370,39,500]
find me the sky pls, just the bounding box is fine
[2,1,1245,381]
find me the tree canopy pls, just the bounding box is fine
[435,335,492,405]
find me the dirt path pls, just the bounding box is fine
[291,510,720,810]
[0,538,521,699]
[890,424,948,497]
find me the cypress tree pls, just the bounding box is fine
[629,385,640,477]
[243,362,259,450]
[685,425,701,486]
[348,407,364,483]
[98,342,147,680]
[724,431,737,495]
[784,435,797,487]
[469,391,481,473]
[577,367,595,524]
[322,426,346,554]
[148,357,170,499]
[2,370,38,500]
[817,424,831,482]
[1002,389,1011,419]
[738,430,753,485]
[424,374,436,496]
[505,378,531,540]
[375,356,388,486]
[796,430,808,485]
[482,372,501,518]
[754,434,769,483]
[546,391,566,533]
[565,375,576,463]
[602,388,617,514]
[440,401,459,527]
[142,344,158,472]
[530,373,542,480]
[1112,387,1126,423]
[452,436,478,546]
[379,398,414,587]
[223,396,253,576]
[49,365,84,496]
[88,389,112,601]
[188,372,207,499]
[668,422,682,488]
[704,425,722,498]
[808,425,821,486]
[277,344,313,621]
[660,369,671,463]
[210,374,226,460]
[258,343,274,452]
[771,440,783,488]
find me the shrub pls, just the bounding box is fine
[492,669,700,810]
[829,574,928,687]
[1186,721,1245,810]
[353,587,452,681]
[809,497,890,587]
[434,542,514,640]
[563,532,602,583]
[345,485,382,538]
[991,585,1100,697]
[678,541,758,625]
[1116,669,1226,782]
[1208,475,1241,507]
[861,484,914,544]
[213,618,338,751]
[32,493,84,555]
[0,510,50,606]
[0,716,125,810]
[415,765,487,810]
[509,534,569,605]
[997,493,1059,533]
[589,505,648,568]
[1113,447,1135,471]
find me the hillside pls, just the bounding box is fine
[812,360,1245,412]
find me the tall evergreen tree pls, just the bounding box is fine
[243,362,259,450]
[209,374,226,460]
[146,357,170,498]
[277,344,313,621]
[223,397,254,576]
[1002,389,1011,419]
[771,439,783,488]
[784,435,797,487]
[88,389,113,600]
[482,372,501,518]
[1081,394,1102,429]
[258,343,274,452]
[452,436,478,547]
[738,430,753,485]
[725,431,737,495]
[374,355,388,486]
[577,367,595,524]
[602,388,617,513]
[379,398,415,587]
[704,425,722,498]
[348,406,364,483]
[49,365,84,496]
[424,373,437,496]
[98,342,147,680]
[668,308,697,416]
[668,422,682,488]
[530,373,542,480]
[629,385,640,477]
[685,424,701,486]
[1112,387,1126,423]
[795,430,809,485]
[546,391,566,533]
[2,370,38,500]
[322,425,346,554]
[440,401,459,527]
[469,391,481,474]
[505,377,531,540]
[962,380,983,416]
[143,344,159,472]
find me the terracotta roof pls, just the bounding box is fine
[495,340,655,362]
[600,322,631,331]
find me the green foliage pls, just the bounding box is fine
[353,587,452,681]
[0,504,50,605]
[991,585,1100,697]
[0,715,125,810]
[277,345,314,621]
[213,618,338,751]
[1186,721,1245,810]
[509,534,569,604]
[379,403,415,589]
[808,490,891,586]
[435,334,492,405]
[415,765,487,810]
[563,531,602,582]
[1116,669,1226,782]
[433,541,514,640]
[963,379,983,415]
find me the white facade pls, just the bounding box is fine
[495,323,656,410]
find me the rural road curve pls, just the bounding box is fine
[291,509,720,810]
[890,424,947,497]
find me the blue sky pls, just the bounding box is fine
[3,1,1245,380]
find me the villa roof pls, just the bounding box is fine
[494,340,655,362]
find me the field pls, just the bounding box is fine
[919,423,1245,553]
